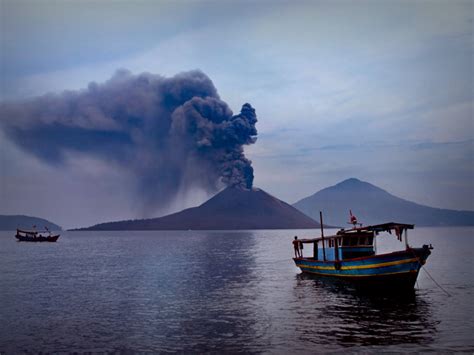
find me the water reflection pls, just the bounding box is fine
[169,231,268,352]
[2,228,471,352]
[0,231,268,352]
[293,273,438,347]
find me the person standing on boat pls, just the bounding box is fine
[293,236,302,258]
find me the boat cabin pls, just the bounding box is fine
[16,229,50,238]
[298,222,414,262]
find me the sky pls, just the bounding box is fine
[0,0,472,229]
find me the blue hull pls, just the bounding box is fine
[294,247,431,289]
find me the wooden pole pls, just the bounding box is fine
[405,229,409,250]
[374,233,377,254]
[320,211,326,261]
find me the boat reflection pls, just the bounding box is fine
[293,273,438,347]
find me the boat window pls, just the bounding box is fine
[368,236,374,245]
[359,237,367,245]
[350,237,358,246]
[343,237,350,246]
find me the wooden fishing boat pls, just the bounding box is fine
[293,213,432,290]
[15,229,60,242]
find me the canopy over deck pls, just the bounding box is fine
[17,229,51,234]
[299,222,414,243]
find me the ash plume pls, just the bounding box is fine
[0,70,257,214]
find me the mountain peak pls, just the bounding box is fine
[331,178,383,192]
[293,179,474,226]
[337,177,362,185]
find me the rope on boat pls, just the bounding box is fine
[409,248,451,297]
[420,265,452,297]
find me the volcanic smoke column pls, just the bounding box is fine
[0,70,258,214]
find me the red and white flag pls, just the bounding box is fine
[349,210,358,225]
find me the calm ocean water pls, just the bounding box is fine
[0,227,472,352]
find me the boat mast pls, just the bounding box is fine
[319,211,326,261]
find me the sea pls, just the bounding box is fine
[0,227,472,353]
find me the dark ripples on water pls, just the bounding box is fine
[0,228,472,352]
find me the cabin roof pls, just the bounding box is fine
[299,222,414,243]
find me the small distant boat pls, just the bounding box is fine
[15,228,60,242]
[293,212,432,290]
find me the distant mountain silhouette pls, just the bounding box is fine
[76,187,320,231]
[293,178,474,227]
[0,215,62,231]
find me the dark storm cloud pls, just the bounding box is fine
[0,70,257,213]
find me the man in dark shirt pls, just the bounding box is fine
[293,236,301,258]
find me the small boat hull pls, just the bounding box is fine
[15,234,60,242]
[294,246,431,290]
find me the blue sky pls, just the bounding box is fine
[0,0,472,228]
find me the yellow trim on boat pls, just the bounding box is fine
[296,257,419,271]
[300,269,418,278]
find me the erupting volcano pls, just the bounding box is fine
[75,186,320,230]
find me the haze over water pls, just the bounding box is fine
[1,227,472,352]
